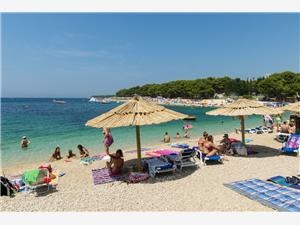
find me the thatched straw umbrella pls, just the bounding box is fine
[206,99,283,145]
[86,95,188,171]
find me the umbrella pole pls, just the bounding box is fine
[240,116,245,145]
[135,125,142,171]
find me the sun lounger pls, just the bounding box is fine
[163,148,199,171]
[280,134,300,156]
[142,157,176,178]
[194,147,224,165]
[276,132,290,143]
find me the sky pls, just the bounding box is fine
[1,13,300,98]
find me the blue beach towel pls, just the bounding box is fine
[268,176,300,190]
[225,178,300,212]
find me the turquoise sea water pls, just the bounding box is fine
[1,98,284,168]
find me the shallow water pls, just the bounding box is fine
[1,98,287,167]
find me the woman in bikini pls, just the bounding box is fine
[202,135,222,157]
[103,127,114,155]
[106,149,124,175]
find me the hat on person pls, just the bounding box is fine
[22,136,27,139]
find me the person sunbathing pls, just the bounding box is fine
[106,149,124,175]
[77,144,89,158]
[66,149,76,159]
[202,135,222,157]
[49,146,62,162]
[198,131,208,152]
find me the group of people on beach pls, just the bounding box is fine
[21,127,124,175]
[163,125,192,143]
[265,114,296,134]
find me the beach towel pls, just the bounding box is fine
[128,172,149,183]
[22,169,48,185]
[225,178,300,212]
[145,149,178,157]
[91,168,126,185]
[268,176,300,190]
[282,134,300,153]
[171,143,189,148]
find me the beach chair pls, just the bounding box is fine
[163,148,199,172]
[22,169,51,194]
[142,157,176,178]
[194,147,224,166]
[280,134,300,157]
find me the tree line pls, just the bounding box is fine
[115,71,300,100]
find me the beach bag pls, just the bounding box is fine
[128,172,149,183]
[231,141,248,156]
[0,176,16,196]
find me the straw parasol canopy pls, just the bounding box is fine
[86,95,188,170]
[206,98,283,144]
[280,101,300,114]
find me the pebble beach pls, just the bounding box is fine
[1,132,299,212]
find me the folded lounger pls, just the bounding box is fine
[193,147,224,165]
[171,143,189,149]
[280,134,300,157]
[163,148,199,171]
[142,157,176,178]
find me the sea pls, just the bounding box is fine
[0,98,288,168]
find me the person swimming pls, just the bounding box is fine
[163,132,171,143]
[21,136,31,148]
[77,144,89,158]
[49,146,62,162]
[106,149,124,175]
[175,132,181,139]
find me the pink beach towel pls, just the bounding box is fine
[91,168,125,185]
[145,149,179,157]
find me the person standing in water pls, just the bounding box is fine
[21,136,31,148]
[103,127,114,155]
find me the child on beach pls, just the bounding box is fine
[66,150,76,159]
[77,144,89,158]
[106,149,124,175]
[103,127,114,155]
[49,146,62,162]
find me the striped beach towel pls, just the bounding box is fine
[225,178,300,212]
[91,168,125,185]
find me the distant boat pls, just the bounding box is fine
[183,115,196,121]
[89,97,98,102]
[53,99,66,104]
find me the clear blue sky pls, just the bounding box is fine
[2,13,299,97]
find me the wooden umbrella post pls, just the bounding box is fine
[240,116,245,145]
[135,125,142,171]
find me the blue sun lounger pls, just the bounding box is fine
[280,134,300,157]
[163,148,199,172]
[142,157,176,178]
[193,147,224,165]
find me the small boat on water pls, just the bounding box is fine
[53,99,66,104]
[183,115,197,121]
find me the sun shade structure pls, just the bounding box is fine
[86,95,188,170]
[206,99,283,144]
